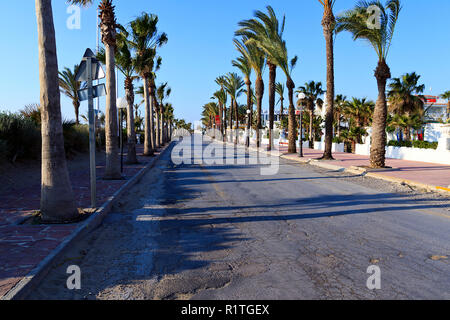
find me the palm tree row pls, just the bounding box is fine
[36,0,174,222]
[204,1,404,169]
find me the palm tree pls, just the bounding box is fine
[318,0,336,159]
[441,91,450,121]
[211,89,227,137]
[128,13,167,156]
[232,55,253,145]
[224,73,245,145]
[70,0,121,179]
[336,0,402,168]
[98,28,139,164]
[276,82,285,119]
[236,6,286,151]
[297,81,325,148]
[202,102,219,130]
[388,72,425,116]
[343,97,375,128]
[59,65,84,124]
[215,76,228,139]
[334,94,347,137]
[233,38,265,148]
[35,0,78,222]
[164,103,174,140]
[156,82,171,145]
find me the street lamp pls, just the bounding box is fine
[246,109,251,148]
[117,97,127,173]
[297,93,306,158]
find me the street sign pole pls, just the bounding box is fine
[76,48,106,209]
[86,56,97,208]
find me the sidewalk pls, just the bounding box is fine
[278,146,450,192]
[0,144,169,299]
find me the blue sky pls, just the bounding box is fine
[0,1,449,124]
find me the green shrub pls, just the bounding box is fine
[412,140,438,150]
[387,140,412,148]
[0,112,40,162]
[333,136,343,144]
[387,140,438,150]
[63,121,89,156]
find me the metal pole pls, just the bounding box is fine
[87,57,97,208]
[299,110,304,158]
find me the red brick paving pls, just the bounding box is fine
[0,145,162,298]
[279,146,450,188]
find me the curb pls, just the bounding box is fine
[1,142,174,300]
[279,153,450,196]
[205,138,448,196]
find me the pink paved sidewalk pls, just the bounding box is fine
[280,146,450,189]
[0,145,165,298]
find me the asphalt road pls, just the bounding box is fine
[29,137,450,300]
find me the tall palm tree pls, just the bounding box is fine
[441,91,450,121]
[211,89,227,137]
[233,38,265,148]
[336,0,402,168]
[164,103,174,140]
[70,0,122,178]
[224,73,245,145]
[36,0,78,222]
[201,102,219,129]
[128,13,167,156]
[236,6,286,151]
[98,28,139,164]
[156,82,171,145]
[318,0,336,159]
[334,94,347,137]
[297,81,325,147]
[215,76,228,139]
[232,55,252,145]
[59,65,84,124]
[275,82,285,119]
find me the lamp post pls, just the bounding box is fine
[246,109,251,148]
[117,97,127,173]
[297,93,306,158]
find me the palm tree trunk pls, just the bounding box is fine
[322,12,335,160]
[246,80,252,147]
[229,100,233,142]
[370,59,391,168]
[287,77,296,154]
[103,40,121,179]
[309,110,314,148]
[125,80,137,164]
[223,105,227,142]
[219,103,223,137]
[268,63,276,151]
[234,99,239,145]
[74,102,80,125]
[149,80,157,151]
[99,0,121,179]
[255,77,264,148]
[160,103,165,145]
[143,77,154,156]
[35,0,78,222]
[155,106,160,148]
[280,98,284,120]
